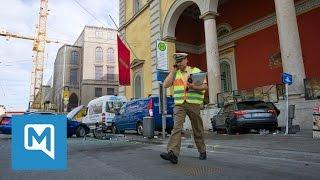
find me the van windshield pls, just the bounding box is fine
[106,101,124,113]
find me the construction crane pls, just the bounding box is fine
[0,0,63,110]
[29,0,49,110]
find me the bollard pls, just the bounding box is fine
[288,104,295,134]
[143,116,154,138]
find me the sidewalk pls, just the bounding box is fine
[126,131,320,163]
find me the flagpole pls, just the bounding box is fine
[109,14,138,60]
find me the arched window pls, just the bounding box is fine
[67,93,79,112]
[107,48,115,63]
[71,51,79,64]
[134,74,142,98]
[95,47,103,61]
[217,24,232,38]
[220,61,232,92]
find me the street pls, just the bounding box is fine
[1,133,320,180]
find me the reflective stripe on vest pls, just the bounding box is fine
[173,67,205,105]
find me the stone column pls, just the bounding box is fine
[200,12,221,104]
[275,0,306,95]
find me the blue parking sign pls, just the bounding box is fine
[157,69,169,82]
[282,73,293,85]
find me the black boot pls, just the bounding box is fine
[199,152,207,160]
[160,151,178,164]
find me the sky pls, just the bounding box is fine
[0,0,119,111]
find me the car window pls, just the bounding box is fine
[106,101,124,113]
[92,103,102,114]
[236,101,276,110]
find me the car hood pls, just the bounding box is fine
[67,105,85,120]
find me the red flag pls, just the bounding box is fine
[117,35,131,86]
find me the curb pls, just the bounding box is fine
[127,138,167,145]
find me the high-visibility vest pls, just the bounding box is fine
[173,67,205,105]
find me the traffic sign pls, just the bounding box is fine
[282,73,293,85]
[63,90,70,101]
[156,69,169,82]
[156,41,168,71]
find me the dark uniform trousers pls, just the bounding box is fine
[167,102,206,155]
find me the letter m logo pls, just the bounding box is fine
[24,124,55,159]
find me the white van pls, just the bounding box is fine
[82,95,127,135]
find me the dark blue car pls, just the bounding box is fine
[0,107,89,138]
[113,96,174,135]
[211,101,280,134]
[0,116,12,134]
[66,105,90,137]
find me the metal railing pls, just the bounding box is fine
[304,78,320,100]
[217,84,285,108]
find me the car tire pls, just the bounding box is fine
[270,126,279,132]
[136,122,143,135]
[75,126,86,137]
[166,129,172,134]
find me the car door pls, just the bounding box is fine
[116,104,127,130]
[213,108,225,128]
[216,104,234,128]
[223,103,236,127]
[128,100,142,130]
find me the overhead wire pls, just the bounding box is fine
[72,0,108,27]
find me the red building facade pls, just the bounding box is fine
[173,0,319,93]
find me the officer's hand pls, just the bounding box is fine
[187,82,196,90]
[172,64,178,72]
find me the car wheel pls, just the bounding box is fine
[136,122,143,135]
[166,129,172,134]
[76,126,86,137]
[270,126,279,133]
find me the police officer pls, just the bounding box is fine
[160,52,207,164]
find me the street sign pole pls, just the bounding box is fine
[157,70,170,139]
[285,83,289,135]
[282,72,293,135]
[159,83,167,139]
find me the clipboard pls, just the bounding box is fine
[191,72,207,85]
